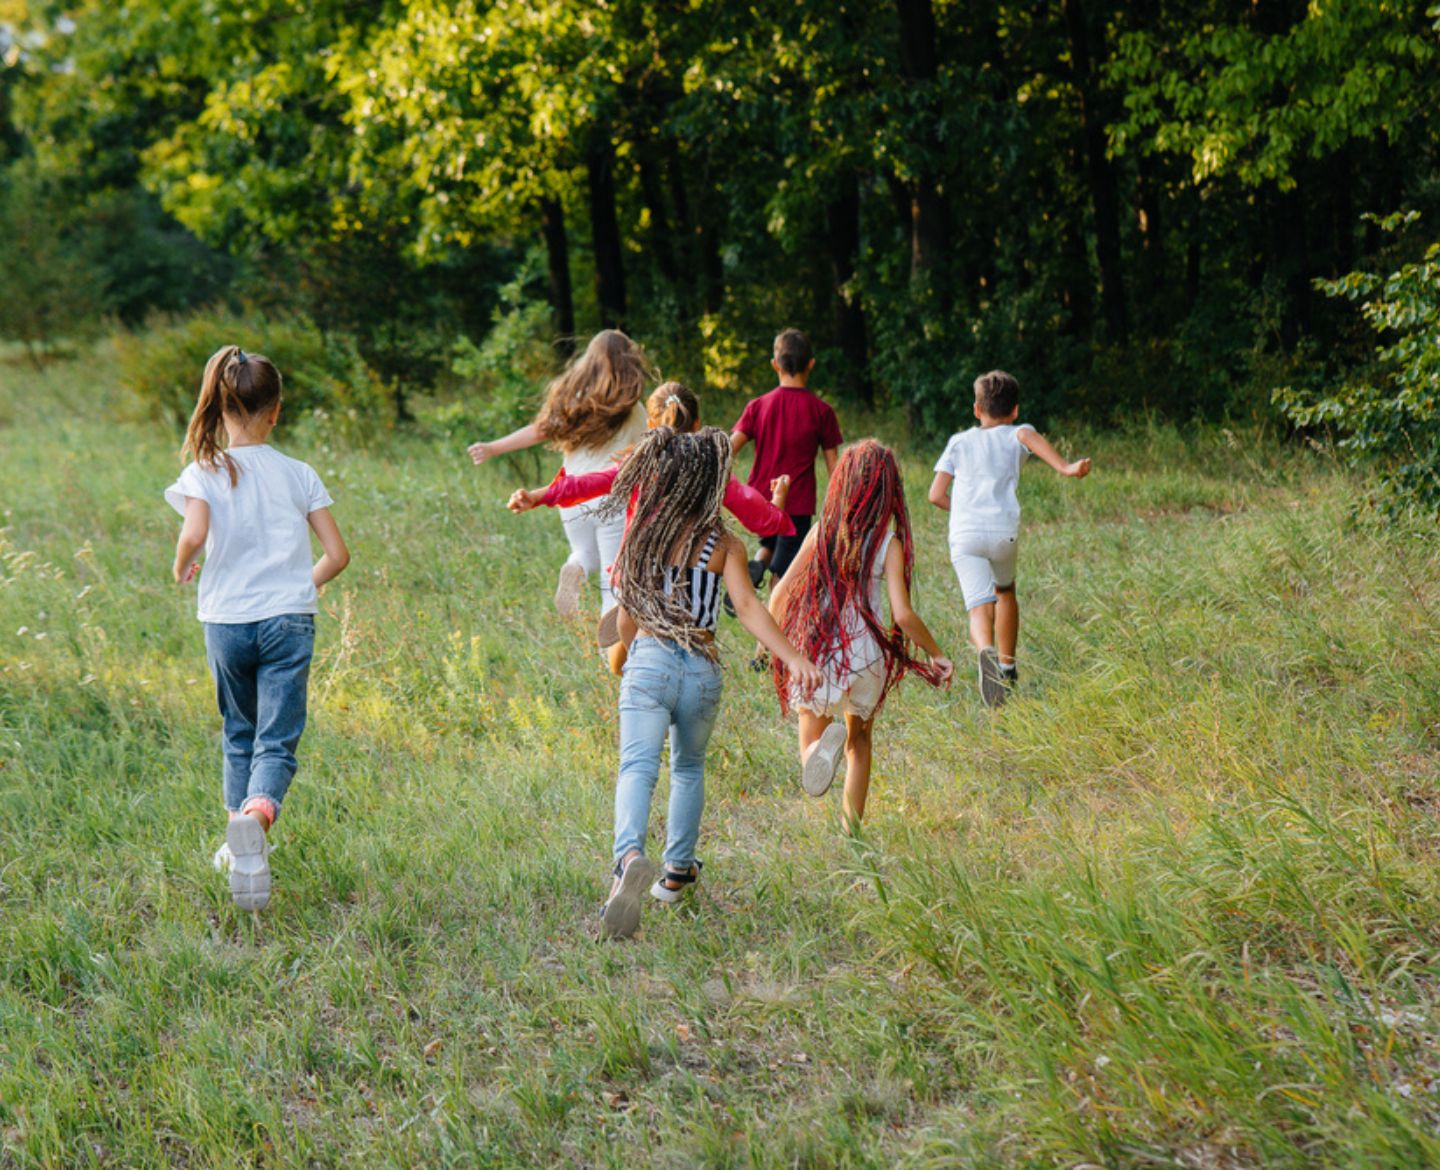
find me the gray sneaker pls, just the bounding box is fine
[555,562,585,618]
[978,648,1007,709]
[226,813,272,911]
[601,854,656,940]
[802,722,847,796]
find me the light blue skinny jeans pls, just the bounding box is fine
[613,635,724,870]
[203,613,315,819]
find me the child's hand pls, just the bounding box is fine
[786,653,824,693]
[769,474,792,509]
[468,440,495,466]
[931,655,954,685]
[507,488,540,513]
[1065,458,1092,479]
[174,559,200,585]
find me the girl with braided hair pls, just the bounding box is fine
[595,425,822,940]
[769,440,953,829]
[467,330,652,618]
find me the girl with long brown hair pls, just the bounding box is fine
[467,330,652,618]
[769,440,953,829]
[165,345,351,911]
[593,426,822,940]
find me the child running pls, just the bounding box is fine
[467,330,651,618]
[927,370,1091,707]
[595,426,823,940]
[166,345,350,911]
[769,440,953,829]
[505,382,794,671]
[731,329,842,586]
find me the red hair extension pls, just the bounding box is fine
[775,440,946,716]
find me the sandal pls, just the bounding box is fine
[601,853,655,940]
[650,860,703,905]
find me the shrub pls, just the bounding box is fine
[1275,212,1440,516]
[116,310,394,442]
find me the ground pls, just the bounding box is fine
[2,350,1439,1168]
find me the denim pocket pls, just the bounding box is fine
[621,664,673,709]
[280,614,316,635]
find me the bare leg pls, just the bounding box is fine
[968,600,996,652]
[995,585,1019,665]
[798,710,833,765]
[840,714,875,830]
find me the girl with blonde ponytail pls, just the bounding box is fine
[165,344,351,912]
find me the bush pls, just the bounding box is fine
[1275,212,1440,516]
[116,311,394,442]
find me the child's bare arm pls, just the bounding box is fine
[927,472,953,510]
[1018,428,1091,478]
[723,536,822,689]
[882,539,952,680]
[822,447,838,474]
[468,423,542,466]
[766,528,818,626]
[507,488,545,513]
[308,508,351,587]
[173,497,209,583]
[730,430,750,454]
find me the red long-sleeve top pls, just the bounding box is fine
[539,465,795,537]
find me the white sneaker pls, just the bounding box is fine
[226,813,272,911]
[802,723,847,797]
[555,562,585,618]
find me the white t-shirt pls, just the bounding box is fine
[562,403,647,476]
[164,445,333,624]
[933,423,1034,541]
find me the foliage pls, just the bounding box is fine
[1276,212,1440,516]
[115,310,394,443]
[0,164,103,365]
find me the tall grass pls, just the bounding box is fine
[1,345,1437,1167]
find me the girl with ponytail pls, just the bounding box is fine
[505,382,795,671]
[590,425,822,940]
[165,344,351,911]
[768,441,953,829]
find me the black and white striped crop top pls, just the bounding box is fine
[663,529,723,632]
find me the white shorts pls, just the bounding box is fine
[792,655,886,721]
[950,530,1018,610]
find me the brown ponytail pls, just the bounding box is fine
[182,345,283,485]
[646,381,701,431]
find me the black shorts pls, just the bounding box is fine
[758,513,813,580]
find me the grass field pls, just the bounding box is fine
[3,345,1440,1169]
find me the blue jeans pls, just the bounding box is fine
[614,636,724,869]
[204,614,315,819]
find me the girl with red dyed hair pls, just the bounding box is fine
[769,440,954,828]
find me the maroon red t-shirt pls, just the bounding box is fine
[733,385,843,517]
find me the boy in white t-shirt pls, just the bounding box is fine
[928,370,1091,707]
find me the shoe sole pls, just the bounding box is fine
[802,722,847,796]
[226,814,270,911]
[597,604,621,649]
[602,856,656,940]
[555,563,585,618]
[978,649,1007,709]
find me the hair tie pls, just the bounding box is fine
[235,349,249,365]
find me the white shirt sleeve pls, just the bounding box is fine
[304,465,334,513]
[933,436,959,476]
[164,462,214,516]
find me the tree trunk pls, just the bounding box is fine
[893,0,951,290]
[1063,0,1128,342]
[540,197,575,355]
[586,133,627,329]
[825,180,873,406]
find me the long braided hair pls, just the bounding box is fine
[599,425,731,659]
[776,439,945,714]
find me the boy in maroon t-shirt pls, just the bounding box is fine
[731,329,843,586]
